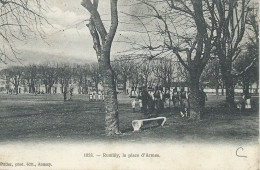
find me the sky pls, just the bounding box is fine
[0,0,146,68]
[0,0,256,69]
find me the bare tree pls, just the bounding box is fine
[23,65,38,93]
[138,60,152,87]
[152,58,176,89]
[57,64,72,101]
[200,58,222,95]
[73,64,90,94]
[129,63,140,89]
[175,62,189,85]
[0,0,48,63]
[234,50,258,98]
[82,64,90,94]
[89,63,100,93]
[209,0,257,106]
[246,3,259,48]
[39,63,58,94]
[81,0,120,135]
[113,57,135,94]
[4,66,24,94]
[132,0,215,120]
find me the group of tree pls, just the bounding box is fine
[120,0,258,119]
[79,0,258,135]
[1,56,190,96]
[112,56,184,93]
[0,63,102,96]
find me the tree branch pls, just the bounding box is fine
[104,0,118,49]
[233,57,257,77]
[81,0,107,43]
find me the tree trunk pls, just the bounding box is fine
[31,79,35,93]
[221,82,224,96]
[85,85,88,94]
[167,77,171,90]
[256,81,259,94]
[29,85,32,93]
[63,85,67,101]
[61,83,64,93]
[188,72,201,120]
[28,80,31,93]
[221,61,235,107]
[243,75,250,99]
[31,84,35,93]
[225,78,235,107]
[123,76,127,94]
[45,84,48,94]
[81,0,119,135]
[223,72,235,107]
[95,83,98,93]
[15,85,18,95]
[48,85,52,94]
[216,83,219,96]
[100,52,120,136]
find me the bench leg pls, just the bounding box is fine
[161,118,166,126]
[156,118,167,126]
[132,120,142,131]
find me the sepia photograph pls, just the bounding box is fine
[0,0,259,169]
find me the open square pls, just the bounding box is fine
[0,93,258,144]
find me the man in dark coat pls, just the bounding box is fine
[141,87,149,114]
[199,88,207,107]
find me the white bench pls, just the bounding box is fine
[132,117,166,131]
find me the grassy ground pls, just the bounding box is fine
[0,93,258,144]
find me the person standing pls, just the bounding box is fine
[89,91,93,101]
[131,98,136,112]
[63,85,68,101]
[141,87,149,114]
[93,91,96,101]
[130,86,137,112]
[199,88,207,108]
[147,89,155,115]
[98,91,102,101]
[69,86,73,100]
[154,86,161,115]
[130,86,136,98]
[164,88,171,109]
[158,85,164,111]
[101,91,105,101]
[137,87,143,112]
[172,87,178,108]
[180,87,189,117]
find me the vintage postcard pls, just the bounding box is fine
[0,0,259,169]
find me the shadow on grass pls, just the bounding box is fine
[0,113,42,119]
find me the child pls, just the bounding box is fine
[131,98,136,112]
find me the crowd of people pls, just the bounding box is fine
[89,91,105,101]
[129,85,207,117]
[87,85,208,117]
